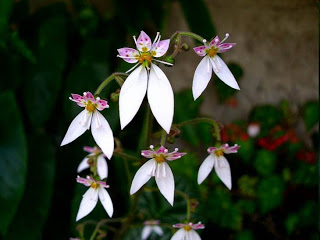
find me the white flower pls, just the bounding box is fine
[130,145,186,206]
[117,31,174,133]
[197,143,240,189]
[76,176,113,221]
[192,33,240,100]
[247,122,260,138]
[142,220,163,240]
[171,222,204,240]
[77,146,108,179]
[60,92,114,159]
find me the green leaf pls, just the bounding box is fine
[0,91,27,235]
[303,101,319,131]
[235,230,254,240]
[179,0,216,39]
[257,176,285,214]
[5,134,55,240]
[293,161,317,186]
[285,214,299,234]
[254,150,276,177]
[236,138,254,164]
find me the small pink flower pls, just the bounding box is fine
[77,146,108,179]
[192,33,239,100]
[60,92,114,159]
[197,143,240,189]
[142,220,163,240]
[247,122,260,138]
[117,31,174,133]
[171,222,204,240]
[76,176,113,221]
[130,145,186,206]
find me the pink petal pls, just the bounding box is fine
[71,94,86,107]
[83,146,95,153]
[117,47,139,63]
[136,31,152,52]
[156,146,167,155]
[218,43,236,53]
[166,152,186,161]
[141,150,155,158]
[193,46,207,57]
[151,39,170,57]
[84,92,95,102]
[96,99,109,111]
[209,36,220,46]
[224,145,240,154]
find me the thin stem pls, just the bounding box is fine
[169,31,205,44]
[94,72,128,95]
[89,218,125,240]
[113,151,140,161]
[177,117,221,144]
[160,130,167,146]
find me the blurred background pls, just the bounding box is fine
[0,0,318,239]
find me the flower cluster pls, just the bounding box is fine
[60,30,240,239]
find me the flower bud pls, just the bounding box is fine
[164,56,175,66]
[181,43,190,51]
[110,89,120,102]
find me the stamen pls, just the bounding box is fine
[83,92,87,96]
[133,35,137,45]
[164,149,168,153]
[220,33,230,44]
[174,148,178,152]
[117,55,136,59]
[125,63,140,73]
[96,97,100,100]
[152,32,160,46]
[150,145,154,149]
[152,59,174,66]
[69,97,78,103]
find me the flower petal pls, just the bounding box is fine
[151,39,170,57]
[214,155,232,190]
[209,36,220,46]
[153,226,163,236]
[197,154,215,184]
[171,228,186,240]
[147,64,174,133]
[211,55,240,90]
[189,230,201,240]
[117,47,139,63]
[193,46,207,56]
[155,162,174,206]
[141,226,152,240]
[119,66,148,130]
[97,155,108,179]
[76,187,99,221]
[98,187,113,217]
[61,110,92,146]
[91,111,114,159]
[77,157,90,173]
[130,159,154,194]
[136,31,152,52]
[218,43,236,53]
[192,56,213,100]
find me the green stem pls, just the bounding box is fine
[160,130,167,146]
[113,151,140,161]
[170,31,205,44]
[177,117,221,144]
[94,72,127,95]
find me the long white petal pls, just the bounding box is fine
[212,55,240,90]
[189,230,201,240]
[171,229,186,240]
[197,154,215,184]
[61,110,91,146]
[119,66,148,129]
[214,155,232,190]
[91,111,114,159]
[152,226,164,236]
[130,159,154,194]
[97,155,108,179]
[147,64,174,134]
[76,187,98,221]
[98,187,113,217]
[77,157,90,173]
[192,56,213,100]
[141,226,152,240]
[155,162,174,206]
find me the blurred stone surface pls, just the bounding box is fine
[164,0,318,123]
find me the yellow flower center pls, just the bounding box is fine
[90,182,100,189]
[154,154,166,163]
[206,47,218,57]
[138,53,153,64]
[85,101,96,112]
[183,225,192,231]
[214,149,224,157]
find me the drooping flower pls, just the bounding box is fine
[76,176,113,221]
[60,92,114,159]
[117,31,174,133]
[130,145,186,205]
[77,146,108,179]
[197,143,240,189]
[171,222,204,240]
[142,220,163,240]
[192,33,240,100]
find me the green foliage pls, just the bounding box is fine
[236,138,254,164]
[292,161,317,186]
[303,101,319,131]
[254,150,276,177]
[0,91,27,235]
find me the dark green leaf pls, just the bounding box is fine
[0,91,27,235]
[303,101,319,131]
[5,134,55,240]
[236,138,254,164]
[254,150,276,177]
